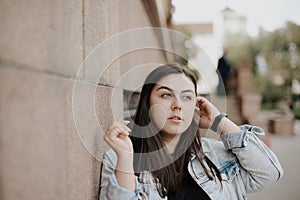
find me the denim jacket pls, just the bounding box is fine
[99,125,283,200]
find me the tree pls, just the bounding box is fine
[223,35,256,69]
[224,22,300,109]
[256,22,300,104]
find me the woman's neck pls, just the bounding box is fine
[161,133,181,154]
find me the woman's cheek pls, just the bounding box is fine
[149,104,167,130]
[183,105,196,125]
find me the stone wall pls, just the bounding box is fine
[0,0,169,199]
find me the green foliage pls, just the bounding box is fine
[255,75,287,103]
[292,94,300,119]
[224,22,300,109]
[255,22,300,80]
[261,102,279,110]
[223,35,257,68]
[293,107,300,119]
[262,82,287,103]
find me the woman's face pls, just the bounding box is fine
[149,73,196,137]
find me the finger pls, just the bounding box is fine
[104,130,129,151]
[106,123,129,136]
[116,130,130,138]
[197,97,208,106]
[118,121,131,132]
[194,107,200,118]
[198,101,208,111]
[196,96,207,103]
[107,120,130,132]
[200,108,206,114]
[120,122,131,132]
[122,120,130,125]
[113,125,130,136]
[105,127,129,142]
[194,110,200,118]
[107,121,119,131]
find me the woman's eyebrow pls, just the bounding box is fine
[156,86,194,94]
[156,86,174,92]
[181,89,195,94]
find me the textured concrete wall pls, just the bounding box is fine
[0,0,168,199]
[118,0,167,79]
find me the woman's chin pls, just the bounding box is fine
[161,126,185,136]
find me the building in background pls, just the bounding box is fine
[172,7,248,94]
[221,7,247,37]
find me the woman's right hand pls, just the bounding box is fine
[104,121,136,192]
[104,120,133,156]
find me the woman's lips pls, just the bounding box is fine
[168,116,182,123]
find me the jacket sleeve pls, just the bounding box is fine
[220,125,284,192]
[99,149,145,200]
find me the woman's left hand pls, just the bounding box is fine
[195,96,221,129]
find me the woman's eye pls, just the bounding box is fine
[161,93,172,98]
[182,95,192,101]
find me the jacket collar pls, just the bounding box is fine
[191,137,219,159]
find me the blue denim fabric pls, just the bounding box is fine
[99,125,283,200]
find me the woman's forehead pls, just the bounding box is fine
[155,74,195,92]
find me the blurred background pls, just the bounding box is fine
[0,0,299,199]
[171,1,300,199]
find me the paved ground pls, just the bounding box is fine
[248,120,300,200]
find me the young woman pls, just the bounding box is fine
[99,64,283,200]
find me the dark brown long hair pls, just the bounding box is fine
[130,63,221,198]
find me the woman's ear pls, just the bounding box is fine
[193,106,200,124]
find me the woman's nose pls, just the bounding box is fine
[171,97,182,111]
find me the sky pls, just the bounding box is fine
[172,0,300,37]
